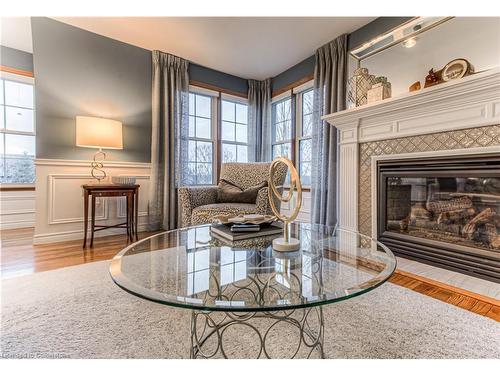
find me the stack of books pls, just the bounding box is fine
[210,223,283,243]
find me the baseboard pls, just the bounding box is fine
[33,223,150,244]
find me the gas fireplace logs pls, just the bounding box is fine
[463,208,495,240]
[437,208,476,224]
[393,194,500,251]
[426,196,473,213]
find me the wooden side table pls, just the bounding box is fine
[82,184,140,248]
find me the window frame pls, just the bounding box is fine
[187,86,249,187]
[271,80,314,189]
[0,71,36,186]
[187,86,219,186]
[295,85,313,188]
[220,93,250,165]
[271,94,293,161]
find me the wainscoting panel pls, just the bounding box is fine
[48,174,107,224]
[0,190,36,229]
[116,175,150,218]
[34,159,151,244]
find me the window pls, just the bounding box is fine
[186,87,249,186]
[221,99,248,163]
[187,92,215,185]
[0,76,36,184]
[271,97,292,159]
[297,89,313,186]
[270,83,313,187]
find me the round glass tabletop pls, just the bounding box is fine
[110,223,396,312]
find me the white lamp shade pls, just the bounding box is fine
[76,116,123,149]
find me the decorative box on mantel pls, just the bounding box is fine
[322,67,500,234]
[367,79,391,104]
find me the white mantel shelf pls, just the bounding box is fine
[322,67,500,232]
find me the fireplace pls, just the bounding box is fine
[377,155,500,282]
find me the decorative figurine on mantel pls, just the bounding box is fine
[424,68,442,88]
[423,59,474,89]
[268,157,302,252]
[409,81,421,92]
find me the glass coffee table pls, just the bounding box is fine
[110,223,396,359]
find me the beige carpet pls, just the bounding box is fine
[1,260,499,359]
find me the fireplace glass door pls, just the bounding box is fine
[377,155,500,281]
[385,175,500,251]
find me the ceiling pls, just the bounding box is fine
[1,17,375,79]
[0,17,33,52]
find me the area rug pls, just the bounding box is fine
[1,260,499,359]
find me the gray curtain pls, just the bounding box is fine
[149,51,189,231]
[311,34,347,227]
[248,79,272,162]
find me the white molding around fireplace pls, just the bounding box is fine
[323,67,500,231]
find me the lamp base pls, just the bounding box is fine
[272,237,300,252]
[91,149,107,182]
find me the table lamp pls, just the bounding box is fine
[76,116,123,182]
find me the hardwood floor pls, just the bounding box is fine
[0,227,158,278]
[1,227,498,322]
[390,270,500,322]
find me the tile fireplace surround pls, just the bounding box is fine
[323,68,500,238]
[359,125,500,239]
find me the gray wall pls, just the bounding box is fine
[271,55,315,93]
[190,63,248,96]
[271,17,413,92]
[31,16,413,162]
[31,18,250,162]
[32,17,152,162]
[0,46,34,72]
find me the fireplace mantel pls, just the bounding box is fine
[323,67,500,231]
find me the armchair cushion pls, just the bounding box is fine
[217,179,268,204]
[191,203,257,226]
[178,162,288,227]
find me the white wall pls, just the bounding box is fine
[34,159,151,244]
[0,189,36,229]
[348,17,500,97]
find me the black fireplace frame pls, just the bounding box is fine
[376,154,500,283]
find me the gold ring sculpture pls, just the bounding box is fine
[268,157,302,252]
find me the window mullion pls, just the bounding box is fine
[214,96,220,184]
[291,93,297,166]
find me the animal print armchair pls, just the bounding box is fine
[178,162,288,227]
